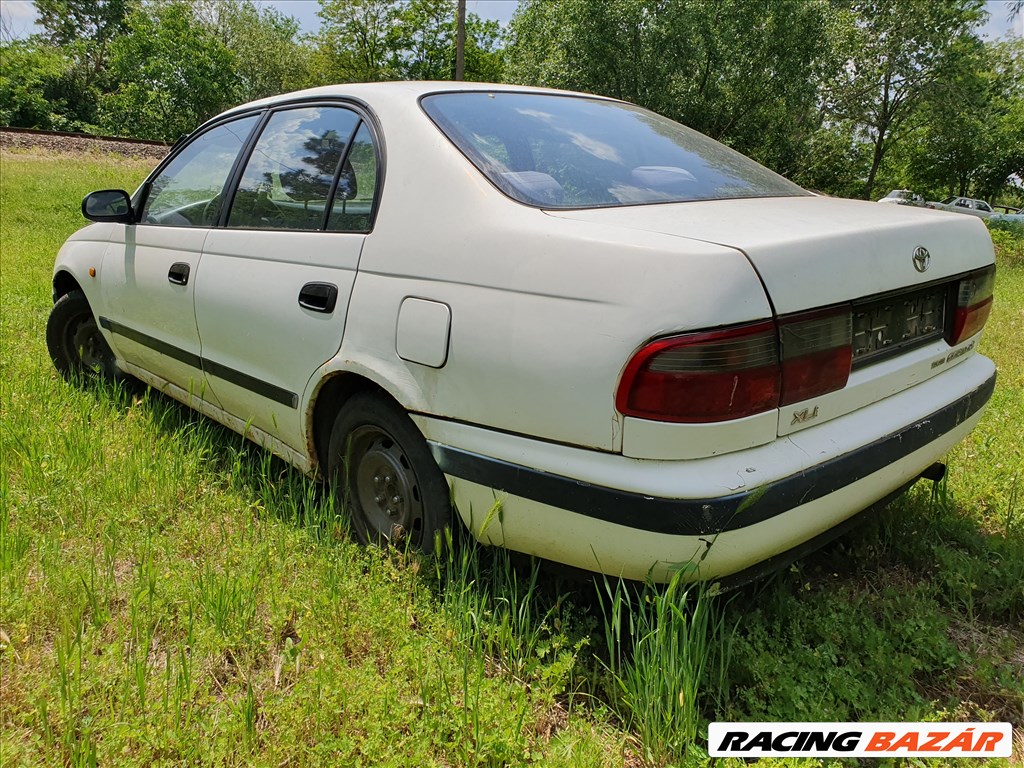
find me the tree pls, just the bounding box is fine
[822,0,987,199]
[971,39,1024,202]
[310,0,502,84]
[0,42,72,128]
[390,0,501,80]
[34,0,134,88]
[100,3,237,141]
[506,0,833,174]
[900,37,990,198]
[25,0,137,128]
[792,121,873,198]
[311,0,401,82]
[35,0,133,47]
[193,0,307,103]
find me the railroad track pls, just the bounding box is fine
[1,126,170,160]
[0,126,169,146]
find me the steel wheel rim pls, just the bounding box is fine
[67,314,111,376]
[349,425,424,546]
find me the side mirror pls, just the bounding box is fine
[82,189,135,223]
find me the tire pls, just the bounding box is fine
[46,290,120,383]
[328,390,452,553]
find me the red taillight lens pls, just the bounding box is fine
[950,266,995,345]
[615,321,780,423]
[779,307,852,405]
[617,309,855,423]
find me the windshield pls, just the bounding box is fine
[421,92,808,209]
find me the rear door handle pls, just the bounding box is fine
[298,282,338,313]
[168,262,191,285]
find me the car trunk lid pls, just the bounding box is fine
[545,195,991,315]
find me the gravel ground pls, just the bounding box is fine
[0,129,168,161]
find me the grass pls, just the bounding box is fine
[597,573,732,765]
[0,151,625,767]
[2,149,1022,767]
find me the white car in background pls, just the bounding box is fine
[878,189,924,206]
[48,82,997,585]
[926,196,996,218]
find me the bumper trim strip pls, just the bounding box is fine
[430,372,995,536]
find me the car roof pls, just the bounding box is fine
[211,81,611,125]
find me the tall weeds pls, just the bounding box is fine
[598,570,733,765]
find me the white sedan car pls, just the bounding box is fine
[878,189,924,206]
[48,82,996,584]
[926,196,996,219]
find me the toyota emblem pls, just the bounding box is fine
[912,246,930,273]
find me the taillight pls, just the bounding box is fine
[779,307,852,405]
[615,321,780,423]
[616,309,854,423]
[950,266,995,345]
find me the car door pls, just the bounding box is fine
[193,104,380,452]
[99,115,261,401]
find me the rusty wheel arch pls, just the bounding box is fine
[307,373,390,479]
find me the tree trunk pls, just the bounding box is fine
[863,130,887,200]
[455,0,465,81]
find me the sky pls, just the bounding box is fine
[1,0,1021,42]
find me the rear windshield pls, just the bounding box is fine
[421,92,808,209]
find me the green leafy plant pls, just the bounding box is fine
[597,570,733,765]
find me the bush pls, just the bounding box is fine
[986,220,1024,268]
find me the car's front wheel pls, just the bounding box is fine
[46,290,120,383]
[328,391,452,553]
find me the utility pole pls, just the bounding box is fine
[456,0,466,81]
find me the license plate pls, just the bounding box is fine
[852,285,948,364]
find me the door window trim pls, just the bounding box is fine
[131,97,386,234]
[219,100,385,234]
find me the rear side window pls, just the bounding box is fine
[422,92,807,209]
[227,106,364,231]
[141,116,259,226]
[326,122,377,233]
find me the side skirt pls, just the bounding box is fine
[122,362,313,475]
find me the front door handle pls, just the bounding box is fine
[168,262,191,285]
[298,282,338,313]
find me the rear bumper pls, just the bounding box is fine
[419,354,996,581]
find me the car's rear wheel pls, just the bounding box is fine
[328,391,451,553]
[46,290,120,383]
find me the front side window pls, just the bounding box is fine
[227,107,362,231]
[422,92,808,209]
[141,116,259,226]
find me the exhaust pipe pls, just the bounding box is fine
[919,461,946,483]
